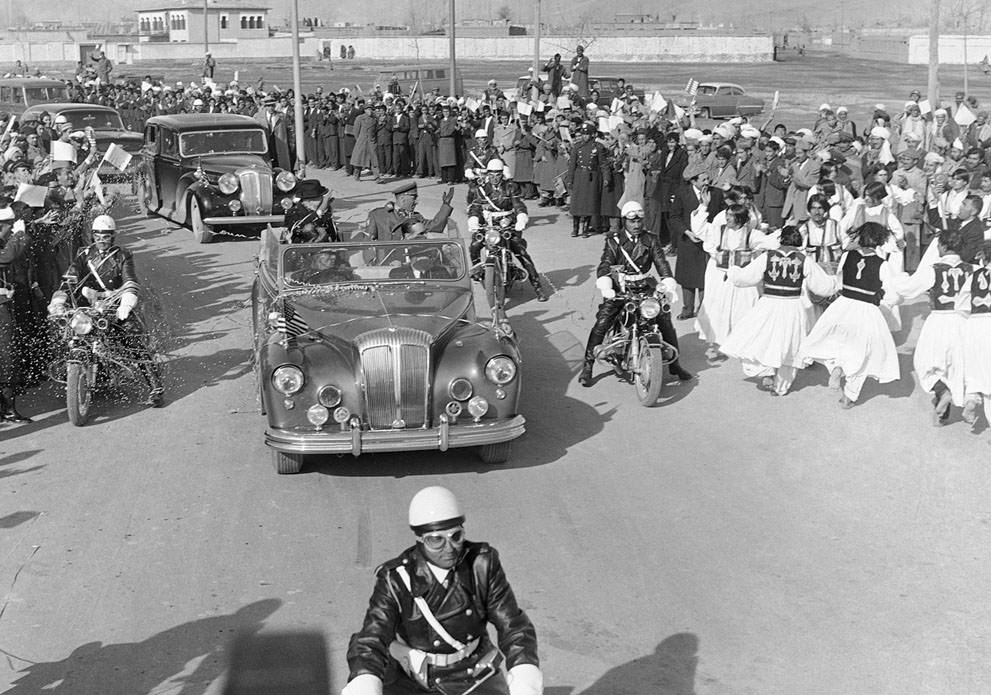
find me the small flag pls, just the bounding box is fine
[771,90,780,111]
[275,302,310,341]
[649,91,667,113]
[954,103,977,127]
[102,142,133,171]
[52,140,77,163]
[685,78,700,96]
[14,183,48,207]
[516,101,532,117]
[90,172,106,205]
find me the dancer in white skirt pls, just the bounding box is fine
[722,226,838,396]
[962,241,991,429]
[695,204,773,359]
[891,228,973,425]
[799,222,902,408]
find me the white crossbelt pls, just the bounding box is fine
[394,565,480,666]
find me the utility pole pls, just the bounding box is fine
[203,0,209,52]
[291,0,305,174]
[928,0,940,106]
[533,0,541,81]
[448,0,456,96]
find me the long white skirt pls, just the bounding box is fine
[721,295,813,372]
[695,261,759,347]
[913,311,967,405]
[799,296,900,384]
[963,315,991,394]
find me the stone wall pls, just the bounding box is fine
[908,35,991,65]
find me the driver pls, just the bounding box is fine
[300,249,356,284]
[467,159,548,302]
[47,215,165,407]
[579,201,693,387]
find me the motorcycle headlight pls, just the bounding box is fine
[276,170,297,192]
[69,310,93,335]
[484,356,517,385]
[639,297,662,319]
[484,230,501,246]
[218,172,239,195]
[272,364,304,395]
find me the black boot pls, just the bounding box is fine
[531,279,548,302]
[571,217,580,237]
[0,388,32,423]
[579,361,593,387]
[142,365,165,407]
[668,361,694,382]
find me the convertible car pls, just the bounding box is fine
[252,230,525,474]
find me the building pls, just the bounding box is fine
[136,3,269,43]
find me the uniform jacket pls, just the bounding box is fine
[595,230,674,280]
[467,180,527,223]
[346,542,539,680]
[566,139,612,217]
[365,203,454,242]
[65,244,140,297]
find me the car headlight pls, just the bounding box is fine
[272,365,304,395]
[218,172,239,195]
[280,197,294,210]
[306,404,330,426]
[228,199,242,212]
[276,170,297,192]
[449,377,473,401]
[484,356,517,385]
[639,297,662,319]
[70,310,93,335]
[484,230,501,246]
[318,384,342,408]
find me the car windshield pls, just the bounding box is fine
[697,85,718,96]
[179,128,267,157]
[58,109,124,130]
[24,86,69,102]
[280,241,467,288]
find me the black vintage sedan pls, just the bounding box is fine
[137,114,294,243]
[252,230,526,474]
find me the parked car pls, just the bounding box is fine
[251,230,526,474]
[679,82,765,119]
[0,77,69,116]
[19,103,143,181]
[512,75,645,109]
[136,114,291,243]
[374,64,463,98]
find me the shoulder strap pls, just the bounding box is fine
[394,565,467,652]
[618,240,641,272]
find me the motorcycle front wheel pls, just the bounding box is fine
[66,361,93,426]
[634,337,664,407]
[483,263,506,323]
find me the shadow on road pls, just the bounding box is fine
[4,598,282,695]
[0,511,41,528]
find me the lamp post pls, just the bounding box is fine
[203,0,209,52]
[291,0,305,174]
[533,0,541,84]
[448,0,456,97]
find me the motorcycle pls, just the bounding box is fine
[472,209,528,326]
[594,267,679,407]
[48,290,163,426]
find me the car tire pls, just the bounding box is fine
[189,196,214,244]
[478,441,512,465]
[273,450,304,474]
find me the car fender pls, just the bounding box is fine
[175,176,210,223]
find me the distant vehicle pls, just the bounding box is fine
[137,114,292,243]
[374,64,463,97]
[0,77,69,115]
[512,75,645,109]
[679,82,765,119]
[20,103,143,181]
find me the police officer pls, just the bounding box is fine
[565,123,610,238]
[364,181,455,242]
[579,201,694,386]
[467,159,548,302]
[48,215,164,407]
[343,486,543,695]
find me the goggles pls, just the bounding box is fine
[624,212,644,220]
[419,526,465,550]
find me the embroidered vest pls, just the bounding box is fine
[714,225,753,270]
[840,252,883,305]
[763,249,806,297]
[929,262,971,311]
[971,267,991,315]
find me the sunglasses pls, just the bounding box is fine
[419,526,465,550]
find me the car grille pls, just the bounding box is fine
[355,327,431,430]
[237,168,272,215]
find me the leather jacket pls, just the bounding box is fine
[347,541,539,680]
[65,244,140,297]
[596,230,673,280]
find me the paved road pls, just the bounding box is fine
[2,170,990,695]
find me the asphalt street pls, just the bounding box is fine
[2,169,990,695]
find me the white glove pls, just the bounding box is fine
[341,674,383,695]
[506,664,543,695]
[48,292,67,315]
[660,277,679,303]
[467,216,480,233]
[81,286,99,302]
[465,168,477,180]
[596,275,615,300]
[514,212,529,232]
[117,291,138,320]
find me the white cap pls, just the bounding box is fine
[869,126,890,139]
[740,125,760,139]
[192,98,204,106]
[683,128,703,141]
[769,136,786,150]
[836,106,848,113]
[952,138,965,150]
[409,486,464,533]
[714,124,735,140]
[819,102,831,111]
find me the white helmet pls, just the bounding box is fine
[92,214,117,232]
[409,486,464,533]
[53,114,69,126]
[486,158,505,173]
[620,201,644,218]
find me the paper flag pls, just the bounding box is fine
[556,96,572,110]
[609,115,624,131]
[954,103,976,127]
[51,140,77,163]
[649,91,667,113]
[517,101,532,117]
[772,90,780,111]
[558,126,572,142]
[90,172,106,206]
[685,78,700,96]
[465,97,480,112]
[102,143,133,171]
[918,99,932,116]
[234,70,240,82]
[534,101,545,112]
[610,97,624,114]
[597,117,610,134]
[14,183,48,208]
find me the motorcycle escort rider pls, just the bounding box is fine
[343,485,543,695]
[47,215,165,406]
[467,159,548,302]
[580,201,694,386]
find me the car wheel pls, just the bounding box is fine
[189,196,214,244]
[478,441,512,465]
[273,450,304,474]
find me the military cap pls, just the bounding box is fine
[392,181,418,196]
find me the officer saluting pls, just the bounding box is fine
[364,181,456,241]
[344,486,543,695]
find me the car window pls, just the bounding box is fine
[25,86,67,102]
[144,125,158,150]
[727,87,743,96]
[7,88,24,104]
[0,86,11,102]
[698,85,718,96]
[281,242,466,287]
[59,109,125,130]
[435,69,445,79]
[161,129,178,156]
[179,128,267,157]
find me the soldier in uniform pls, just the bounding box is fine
[48,215,164,407]
[0,211,32,423]
[579,201,693,386]
[342,486,543,695]
[565,123,610,238]
[466,159,548,302]
[364,182,455,242]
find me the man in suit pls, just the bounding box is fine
[782,138,820,225]
[302,96,321,167]
[754,139,788,227]
[391,102,412,178]
[318,96,341,168]
[254,97,292,170]
[374,103,394,177]
[655,130,689,250]
[733,125,761,192]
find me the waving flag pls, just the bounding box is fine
[685,79,700,96]
[275,302,310,343]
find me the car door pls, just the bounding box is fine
[156,128,182,219]
[726,86,744,116]
[141,123,162,214]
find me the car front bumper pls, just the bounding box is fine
[265,414,526,457]
[203,214,285,226]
